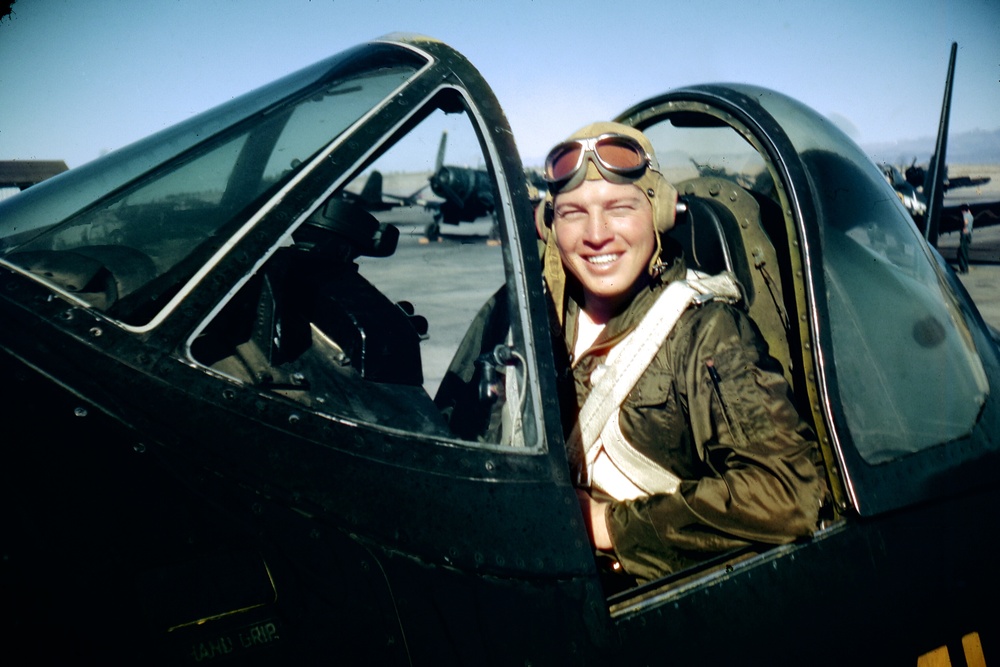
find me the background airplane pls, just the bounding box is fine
[905,160,998,238]
[416,132,546,242]
[881,159,998,238]
[879,43,1000,247]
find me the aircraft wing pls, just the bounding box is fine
[939,198,1000,234]
[946,174,992,190]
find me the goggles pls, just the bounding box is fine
[543,133,652,192]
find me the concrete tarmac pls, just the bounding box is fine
[936,224,1000,331]
[957,265,1000,332]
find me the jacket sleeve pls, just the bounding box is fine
[606,302,825,581]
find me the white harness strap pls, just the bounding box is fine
[568,270,742,500]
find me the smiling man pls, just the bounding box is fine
[537,122,826,585]
[551,178,656,349]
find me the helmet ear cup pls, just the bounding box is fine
[649,173,679,235]
[535,192,554,240]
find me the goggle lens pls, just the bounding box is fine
[546,145,585,184]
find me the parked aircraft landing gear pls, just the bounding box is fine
[421,220,441,244]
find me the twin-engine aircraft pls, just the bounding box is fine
[1,34,997,666]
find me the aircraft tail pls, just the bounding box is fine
[435,131,448,172]
[360,171,385,206]
[923,42,957,246]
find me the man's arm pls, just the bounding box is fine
[604,303,825,581]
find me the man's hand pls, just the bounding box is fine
[576,489,613,550]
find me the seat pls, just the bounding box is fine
[669,177,794,386]
[672,195,754,297]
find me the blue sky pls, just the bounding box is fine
[1,0,998,169]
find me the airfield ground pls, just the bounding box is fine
[957,261,1000,331]
[938,222,1000,331]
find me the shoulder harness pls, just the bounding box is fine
[568,270,743,500]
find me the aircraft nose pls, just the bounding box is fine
[432,167,450,189]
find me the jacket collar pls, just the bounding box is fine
[565,253,688,364]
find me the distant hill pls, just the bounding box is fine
[865,128,1000,166]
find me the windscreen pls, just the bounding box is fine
[0,58,419,326]
[746,87,989,462]
[187,99,538,448]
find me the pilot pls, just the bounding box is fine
[537,122,826,584]
[958,203,974,274]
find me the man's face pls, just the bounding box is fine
[552,179,656,317]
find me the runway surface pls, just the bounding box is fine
[936,224,1000,331]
